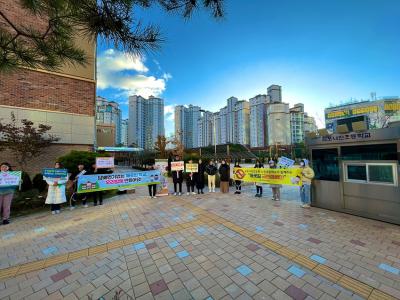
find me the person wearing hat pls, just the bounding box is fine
[299,159,315,208]
[268,160,281,201]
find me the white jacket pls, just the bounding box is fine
[45,179,67,204]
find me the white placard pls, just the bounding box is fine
[96,157,114,169]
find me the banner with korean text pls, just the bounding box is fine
[233,168,303,186]
[0,171,22,187]
[77,170,161,193]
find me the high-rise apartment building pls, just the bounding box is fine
[267,103,291,145]
[174,105,201,148]
[197,111,214,147]
[234,101,250,145]
[304,113,318,134]
[0,0,96,174]
[128,95,164,149]
[121,119,129,147]
[212,112,222,145]
[289,103,305,144]
[96,96,122,145]
[219,106,228,144]
[267,85,282,103]
[249,94,270,148]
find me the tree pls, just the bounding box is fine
[170,131,184,158]
[154,135,169,158]
[0,0,224,72]
[0,112,60,169]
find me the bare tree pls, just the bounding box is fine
[0,112,59,169]
[154,135,169,158]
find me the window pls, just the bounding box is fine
[342,144,398,161]
[344,162,397,186]
[312,148,340,181]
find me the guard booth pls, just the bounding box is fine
[306,126,400,224]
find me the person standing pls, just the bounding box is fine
[0,162,18,225]
[196,159,205,194]
[147,164,157,199]
[233,161,242,194]
[45,162,67,214]
[86,163,113,206]
[69,163,88,209]
[268,160,282,201]
[171,156,183,195]
[219,159,230,193]
[185,160,196,195]
[254,160,264,197]
[205,160,217,192]
[300,159,315,208]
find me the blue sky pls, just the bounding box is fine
[96,0,400,136]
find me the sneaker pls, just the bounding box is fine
[192,192,196,195]
[201,191,204,194]
[301,204,310,208]
[153,196,157,199]
[55,210,60,214]
[84,204,89,208]
[178,192,182,196]
[187,192,190,195]
[255,194,259,197]
[2,219,10,225]
[51,211,56,215]
[70,206,75,211]
[174,192,177,196]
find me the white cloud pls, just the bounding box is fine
[97,49,169,98]
[164,104,175,122]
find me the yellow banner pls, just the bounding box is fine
[233,167,303,186]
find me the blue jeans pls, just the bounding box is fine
[300,184,311,204]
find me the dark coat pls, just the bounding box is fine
[172,170,183,183]
[196,163,205,189]
[219,164,230,182]
[205,164,218,175]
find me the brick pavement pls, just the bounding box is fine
[0,186,399,299]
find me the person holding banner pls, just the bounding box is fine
[45,162,67,214]
[171,156,183,196]
[185,160,197,195]
[205,160,217,193]
[219,159,230,193]
[196,159,205,194]
[254,160,264,197]
[147,165,158,198]
[233,161,242,194]
[299,159,315,208]
[0,162,18,225]
[86,163,113,206]
[268,160,282,201]
[69,163,88,208]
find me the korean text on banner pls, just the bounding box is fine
[185,163,198,172]
[42,168,68,180]
[77,170,161,193]
[233,167,302,186]
[171,161,184,171]
[0,171,21,187]
[96,157,114,169]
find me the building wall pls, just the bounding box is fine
[250,95,269,148]
[96,97,121,145]
[121,119,129,147]
[96,123,116,147]
[128,95,164,149]
[267,103,291,145]
[267,85,282,103]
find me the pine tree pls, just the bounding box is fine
[0,0,224,72]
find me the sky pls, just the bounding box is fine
[96,0,400,136]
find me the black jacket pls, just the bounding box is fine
[205,164,217,175]
[172,170,183,183]
[219,164,230,182]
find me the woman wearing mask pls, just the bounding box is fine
[233,161,242,194]
[268,160,281,201]
[196,159,205,194]
[0,162,18,225]
[45,162,67,214]
[171,156,183,196]
[219,159,230,193]
[299,159,315,208]
[254,160,264,197]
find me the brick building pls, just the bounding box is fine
[0,0,96,174]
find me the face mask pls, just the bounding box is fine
[300,162,305,167]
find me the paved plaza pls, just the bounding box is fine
[0,186,399,300]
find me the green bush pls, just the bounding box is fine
[58,150,110,172]
[32,173,47,192]
[20,171,32,191]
